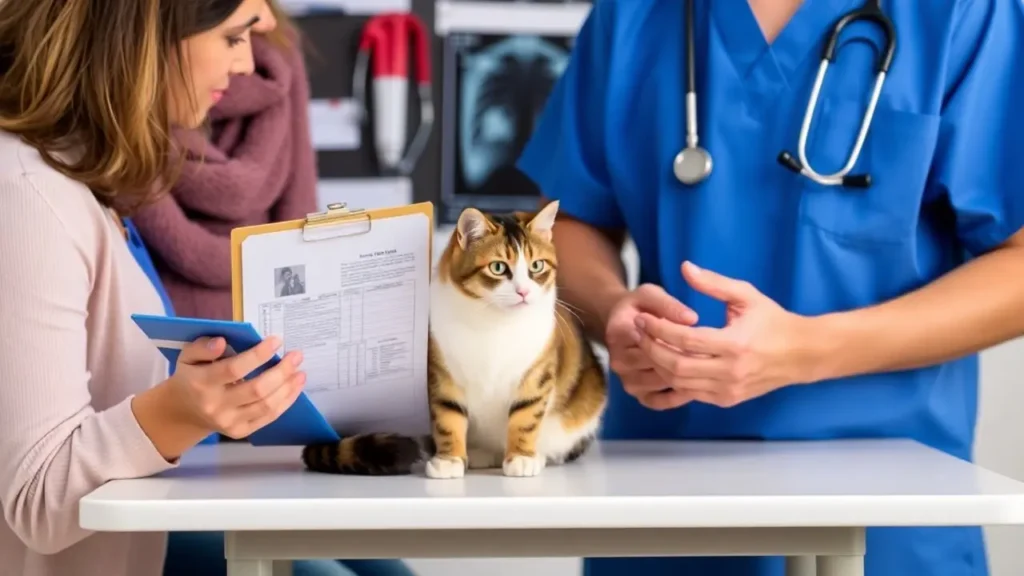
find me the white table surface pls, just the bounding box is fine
[79,439,1024,532]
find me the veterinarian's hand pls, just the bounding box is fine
[604,283,700,410]
[634,261,816,409]
[166,335,307,439]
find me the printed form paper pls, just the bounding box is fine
[239,213,431,437]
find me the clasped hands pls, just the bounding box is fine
[604,261,816,411]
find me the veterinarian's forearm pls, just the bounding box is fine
[551,213,629,341]
[808,235,1024,382]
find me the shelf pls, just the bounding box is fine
[435,1,591,36]
[279,0,412,16]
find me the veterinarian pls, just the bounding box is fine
[516,0,1024,575]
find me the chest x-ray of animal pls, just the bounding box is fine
[456,34,571,194]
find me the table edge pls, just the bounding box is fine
[79,493,1024,532]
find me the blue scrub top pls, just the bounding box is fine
[123,217,219,445]
[123,218,176,317]
[517,1,1024,575]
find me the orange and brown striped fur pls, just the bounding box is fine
[301,433,427,475]
[424,200,607,478]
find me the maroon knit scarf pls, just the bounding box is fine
[132,35,298,291]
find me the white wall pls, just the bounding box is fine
[416,225,1024,576]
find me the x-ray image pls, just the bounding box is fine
[440,32,573,222]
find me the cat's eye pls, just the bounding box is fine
[488,261,507,276]
[529,260,546,273]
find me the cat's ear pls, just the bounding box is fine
[527,200,559,242]
[456,207,492,249]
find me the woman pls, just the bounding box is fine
[131,0,317,321]
[517,0,1024,575]
[125,3,416,574]
[0,1,318,575]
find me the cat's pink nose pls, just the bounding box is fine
[516,286,530,298]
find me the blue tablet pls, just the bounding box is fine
[131,313,340,446]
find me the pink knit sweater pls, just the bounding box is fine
[133,34,318,320]
[0,130,176,576]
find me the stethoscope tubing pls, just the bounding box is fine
[685,0,698,150]
[676,0,897,189]
[672,0,713,185]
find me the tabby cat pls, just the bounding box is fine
[301,201,607,477]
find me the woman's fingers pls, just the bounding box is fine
[225,350,303,405]
[239,371,307,434]
[213,335,283,384]
[178,336,229,365]
[219,371,307,439]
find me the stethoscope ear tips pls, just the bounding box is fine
[843,174,872,188]
[777,151,803,174]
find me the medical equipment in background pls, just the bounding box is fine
[353,12,434,176]
[457,35,568,191]
[438,30,571,223]
[673,0,897,189]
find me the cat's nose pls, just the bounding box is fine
[515,286,531,299]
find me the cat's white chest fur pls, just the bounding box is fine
[429,279,555,459]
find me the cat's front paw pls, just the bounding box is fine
[425,455,466,479]
[503,454,545,477]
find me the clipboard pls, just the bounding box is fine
[229,201,434,445]
[230,201,434,319]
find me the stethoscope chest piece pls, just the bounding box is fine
[673,145,712,185]
[674,0,713,186]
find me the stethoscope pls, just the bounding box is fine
[672,0,896,189]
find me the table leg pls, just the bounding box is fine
[786,555,816,576]
[817,554,864,576]
[227,559,274,576]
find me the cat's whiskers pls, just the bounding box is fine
[556,298,585,321]
[553,312,573,348]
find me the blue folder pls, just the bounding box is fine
[131,313,341,446]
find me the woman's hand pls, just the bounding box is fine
[167,335,306,439]
[634,261,818,410]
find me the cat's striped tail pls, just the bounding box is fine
[301,433,436,475]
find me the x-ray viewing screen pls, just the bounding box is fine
[439,32,574,223]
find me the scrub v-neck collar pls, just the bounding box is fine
[711,0,860,94]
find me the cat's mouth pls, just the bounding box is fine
[495,298,530,309]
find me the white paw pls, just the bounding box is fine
[425,456,465,479]
[468,449,501,469]
[502,454,546,477]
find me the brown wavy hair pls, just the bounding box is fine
[0,0,247,215]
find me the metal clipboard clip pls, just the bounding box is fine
[302,202,373,242]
